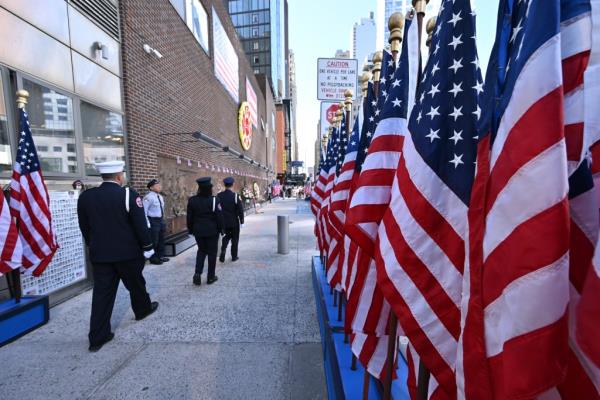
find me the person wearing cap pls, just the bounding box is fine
[143,179,169,265]
[187,177,225,285]
[77,161,159,352]
[217,177,244,263]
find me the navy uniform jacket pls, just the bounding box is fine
[187,195,225,237]
[217,190,244,229]
[78,182,154,263]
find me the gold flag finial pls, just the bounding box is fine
[361,71,372,97]
[372,51,383,82]
[388,12,405,53]
[426,16,437,47]
[412,0,429,14]
[16,90,29,109]
[344,90,353,112]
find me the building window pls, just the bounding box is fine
[252,27,258,37]
[23,79,77,174]
[67,143,75,153]
[253,41,259,50]
[80,101,125,176]
[254,56,259,64]
[254,69,260,74]
[0,74,11,173]
[38,145,48,152]
[252,13,259,23]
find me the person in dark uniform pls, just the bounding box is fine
[187,177,224,285]
[77,161,159,352]
[143,179,169,265]
[217,177,244,262]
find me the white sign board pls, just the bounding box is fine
[186,0,210,52]
[317,58,358,101]
[320,101,342,139]
[21,191,86,295]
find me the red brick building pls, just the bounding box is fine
[120,0,276,235]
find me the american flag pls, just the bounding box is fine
[376,1,481,397]
[318,124,341,256]
[246,77,258,127]
[458,0,575,398]
[0,189,22,275]
[10,108,58,276]
[310,145,326,218]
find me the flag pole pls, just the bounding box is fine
[381,12,405,400]
[413,0,430,75]
[372,51,383,97]
[414,13,437,400]
[8,90,30,304]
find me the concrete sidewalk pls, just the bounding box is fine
[0,199,326,400]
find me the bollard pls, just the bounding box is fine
[277,215,289,254]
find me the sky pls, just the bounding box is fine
[288,0,500,171]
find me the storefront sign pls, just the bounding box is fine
[317,58,358,101]
[238,101,252,150]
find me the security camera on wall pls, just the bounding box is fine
[143,44,163,59]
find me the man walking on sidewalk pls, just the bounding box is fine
[217,177,244,262]
[77,161,159,352]
[143,179,169,265]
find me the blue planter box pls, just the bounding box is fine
[0,295,49,347]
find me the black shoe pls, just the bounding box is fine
[149,257,163,265]
[135,301,159,321]
[89,332,114,352]
[219,253,225,263]
[207,276,218,284]
[160,257,170,262]
[231,256,239,262]
[193,273,202,286]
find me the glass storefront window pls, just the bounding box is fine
[80,101,125,176]
[0,74,11,173]
[23,78,77,174]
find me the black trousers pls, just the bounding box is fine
[195,235,218,278]
[149,217,166,258]
[221,226,240,258]
[89,258,151,346]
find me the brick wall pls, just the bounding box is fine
[119,0,273,200]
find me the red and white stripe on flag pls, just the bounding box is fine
[0,189,22,275]
[246,77,258,127]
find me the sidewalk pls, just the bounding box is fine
[0,199,326,400]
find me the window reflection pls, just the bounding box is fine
[0,75,10,173]
[23,79,77,174]
[80,101,125,176]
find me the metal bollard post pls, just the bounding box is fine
[277,215,289,254]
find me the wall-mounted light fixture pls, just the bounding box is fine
[93,41,109,60]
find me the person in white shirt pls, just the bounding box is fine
[143,179,169,265]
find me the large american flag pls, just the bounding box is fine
[0,189,21,275]
[10,108,58,276]
[458,0,574,398]
[376,1,481,397]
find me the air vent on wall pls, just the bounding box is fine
[69,0,120,40]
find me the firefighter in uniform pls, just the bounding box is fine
[217,177,244,262]
[143,178,169,265]
[77,161,159,352]
[187,177,224,285]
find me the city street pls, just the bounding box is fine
[0,199,326,400]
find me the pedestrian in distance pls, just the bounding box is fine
[187,177,224,286]
[77,161,159,352]
[143,179,169,265]
[217,177,244,263]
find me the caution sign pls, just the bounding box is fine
[317,58,358,101]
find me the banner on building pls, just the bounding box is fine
[246,77,258,127]
[317,58,358,101]
[212,7,239,102]
[186,0,210,52]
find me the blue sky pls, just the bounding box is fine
[288,0,500,169]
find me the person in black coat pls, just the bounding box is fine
[187,177,224,285]
[217,177,245,262]
[77,161,159,352]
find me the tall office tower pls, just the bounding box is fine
[226,0,288,98]
[288,49,298,164]
[352,12,377,66]
[383,0,410,44]
[335,49,351,58]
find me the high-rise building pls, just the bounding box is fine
[352,12,377,66]
[383,0,410,44]
[335,49,351,58]
[288,49,298,164]
[226,0,288,98]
